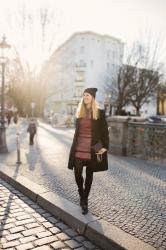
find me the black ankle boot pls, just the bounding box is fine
[82,197,88,215]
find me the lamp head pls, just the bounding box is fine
[0,35,11,64]
[0,35,11,49]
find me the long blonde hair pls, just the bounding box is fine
[76,97,100,120]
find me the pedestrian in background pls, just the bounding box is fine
[27,118,37,145]
[6,113,11,126]
[68,88,109,215]
[13,114,18,124]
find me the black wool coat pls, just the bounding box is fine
[27,123,37,135]
[68,109,109,172]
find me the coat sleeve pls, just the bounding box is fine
[99,110,109,150]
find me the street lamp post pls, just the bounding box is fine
[31,102,35,117]
[0,35,11,153]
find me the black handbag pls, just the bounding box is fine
[91,141,103,153]
[92,141,104,163]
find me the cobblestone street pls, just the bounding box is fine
[0,119,166,249]
[0,178,100,250]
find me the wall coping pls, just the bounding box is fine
[107,116,130,122]
[107,116,146,123]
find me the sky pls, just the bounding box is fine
[0,0,166,69]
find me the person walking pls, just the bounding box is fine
[27,118,37,145]
[68,88,109,215]
[13,114,18,124]
[6,113,11,126]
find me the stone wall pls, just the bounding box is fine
[107,116,166,162]
[107,116,129,156]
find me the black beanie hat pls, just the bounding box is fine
[83,88,98,98]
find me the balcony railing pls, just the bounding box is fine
[75,62,86,67]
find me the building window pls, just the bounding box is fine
[75,60,86,67]
[107,50,110,58]
[112,51,115,58]
[74,87,83,97]
[80,60,85,67]
[107,62,110,71]
[75,71,85,81]
[80,46,84,54]
[90,60,94,68]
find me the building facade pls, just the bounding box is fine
[44,31,124,116]
[157,86,166,115]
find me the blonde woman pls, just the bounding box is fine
[68,88,109,215]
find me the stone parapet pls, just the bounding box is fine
[107,116,130,156]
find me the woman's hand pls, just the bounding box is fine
[96,148,107,154]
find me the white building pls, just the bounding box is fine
[44,31,124,116]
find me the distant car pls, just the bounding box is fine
[147,115,166,123]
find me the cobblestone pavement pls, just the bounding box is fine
[0,120,166,250]
[0,177,101,250]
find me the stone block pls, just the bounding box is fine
[0,167,15,183]
[37,191,98,234]
[85,219,156,250]
[107,116,129,156]
[10,175,48,201]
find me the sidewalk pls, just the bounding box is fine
[0,165,156,250]
[0,176,101,250]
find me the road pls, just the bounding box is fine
[0,119,165,250]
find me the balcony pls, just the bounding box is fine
[74,81,85,87]
[75,62,86,68]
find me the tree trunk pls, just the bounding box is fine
[115,105,124,115]
[136,107,140,116]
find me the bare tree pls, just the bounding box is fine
[6,50,27,115]
[5,4,61,116]
[125,38,164,115]
[128,67,160,115]
[104,64,136,115]
[105,31,165,115]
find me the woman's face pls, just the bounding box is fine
[83,92,93,105]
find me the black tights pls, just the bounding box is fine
[74,159,93,199]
